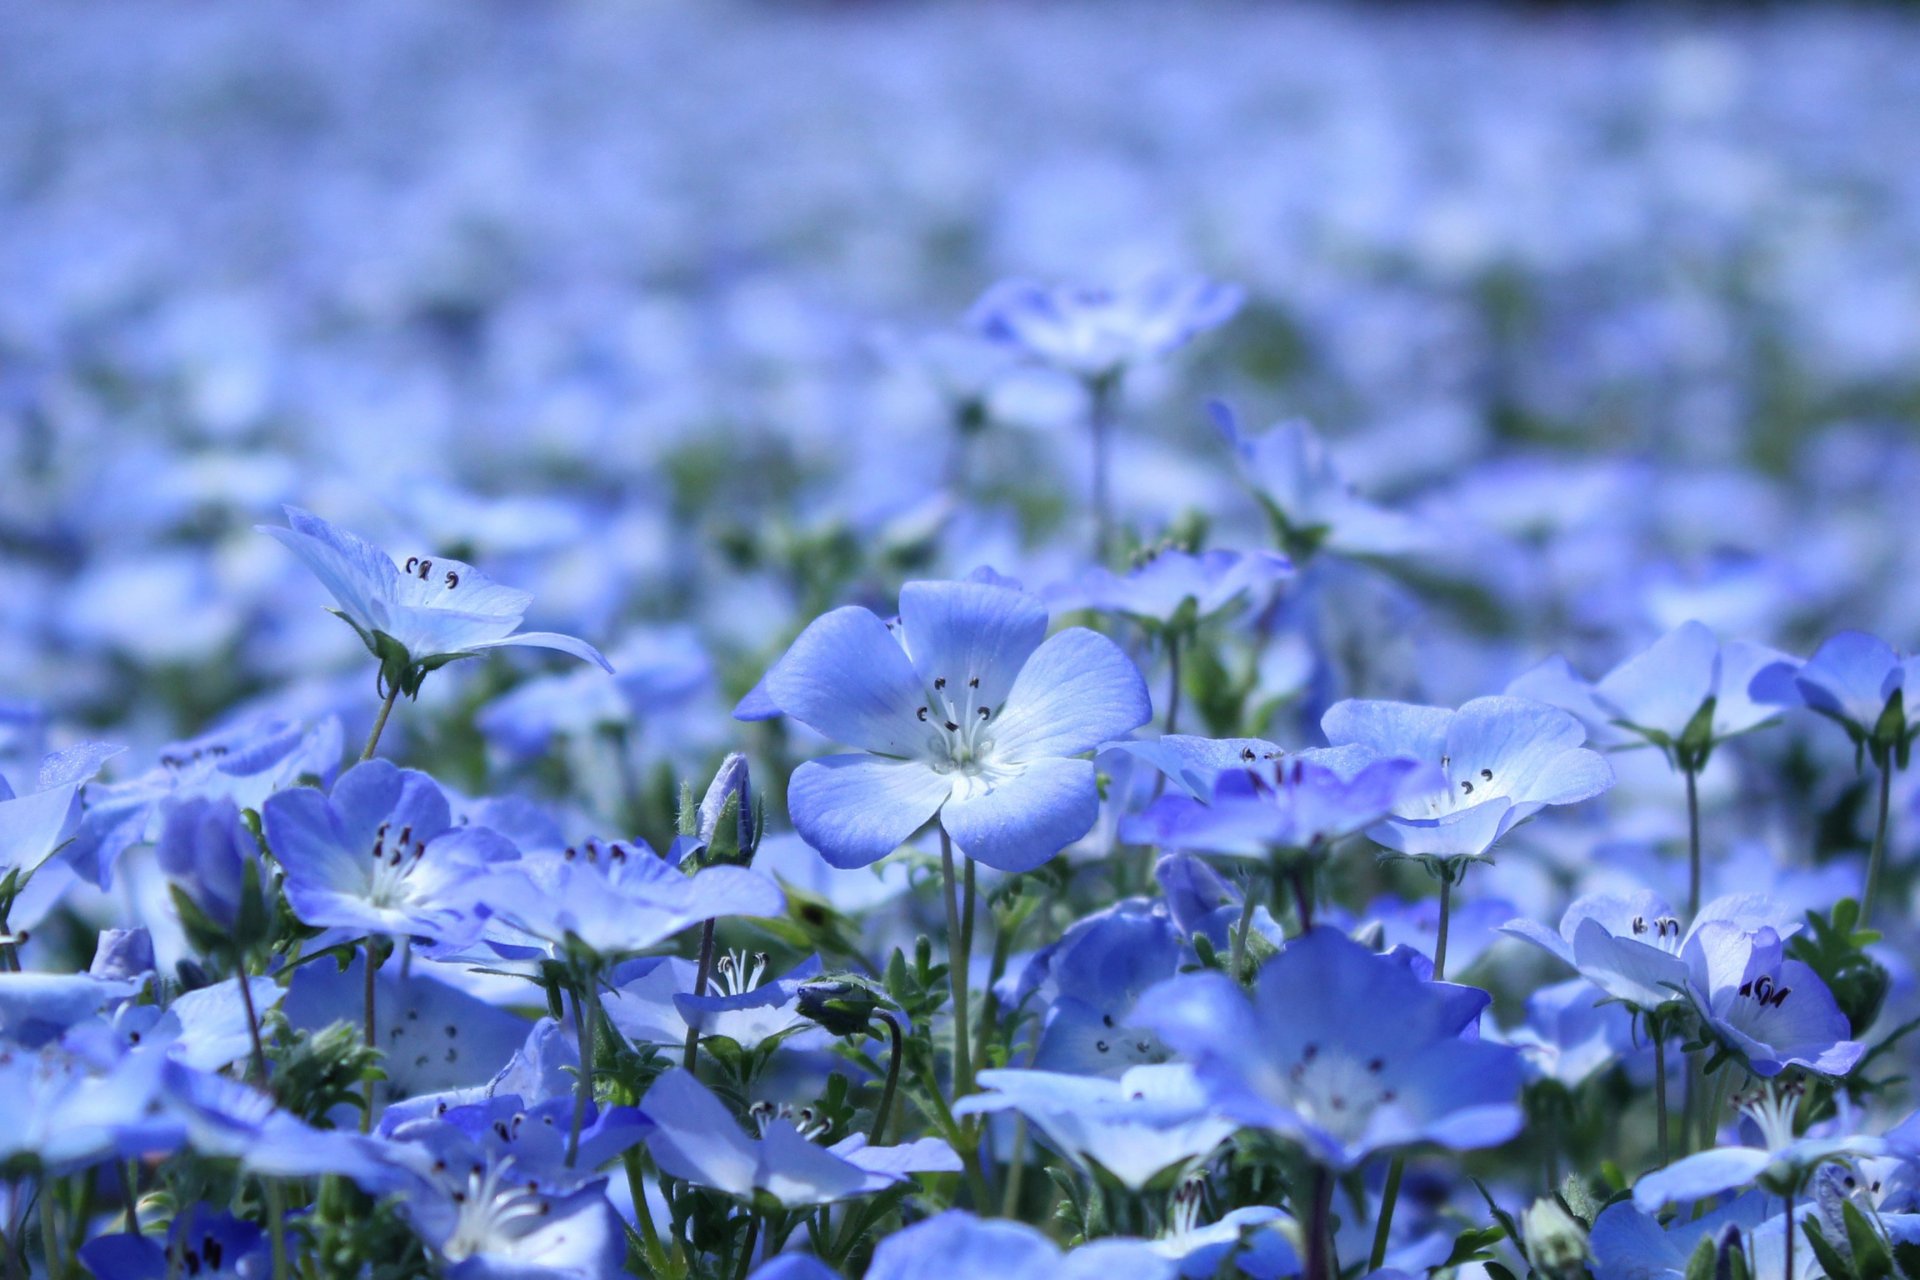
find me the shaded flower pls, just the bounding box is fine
[969,275,1243,381]
[1684,922,1864,1077]
[1750,629,1920,764]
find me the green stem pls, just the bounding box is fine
[1088,373,1118,563]
[682,919,717,1073]
[1433,870,1453,982]
[1368,1156,1405,1271]
[265,1181,291,1280]
[121,1161,140,1236]
[236,965,270,1087]
[941,832,974,1101]
[1000,1116,1029,1218]
[1652,1025,1670,1168]
[1684,765,1702,920]
[1305,1166,1333,1280]
[624,1150,671,1276]
[360,684,402,762]
[567,985,597,1168]
[1229,875,1259,983]
[360,942,381,1133]
[1164,631,1182,736]
[733,1215,760,1280]
[1864,756,1894,926]
[870,1015,905,1146]
[37,1184,60,1280]
[1784,1187,1797,1280]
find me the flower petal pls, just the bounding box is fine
[988,629,1151,761]
[763,607,926,754]
[898,579,1048,716]
[787,755,950,869]
[940,757,1098,872]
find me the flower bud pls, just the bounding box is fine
[796,977,886,1038]
[1522,1197,1589,1279]
[679,753,759,869]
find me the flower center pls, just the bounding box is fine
[1734,1081,1804,1153]
[1407,754,1504,818]
[748,1100,828,1140]
[441,1158,554,1261]
[365,822,427,909]
[1627,913,1685,953]
[714,950,770,998]
[917,673,1003,778]
[1164,1174,1208,1239]
[1285,1043,1395,1145]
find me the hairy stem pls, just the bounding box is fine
[682,919,717,1073]
[1684,764,1702,920]
[1864,756,1894,925]
[361,684,402,762]
[1368,1156,1405,1271]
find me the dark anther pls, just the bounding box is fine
[977,706,991,720]
[1480,768,1493,781]
[1367,1057,1384,1073]
[917,707,929,721]
[1461,781,1474,794]
[445,571,460,589]
[968,676,980,688]
[418,558,433,579]
[944,720,959,731]
[1095,1040,1110,1052]
[405,557,419,573]
[934,677,947,689]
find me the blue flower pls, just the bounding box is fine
[1684,922,1864,1077]
[0,741,123,879]
[0,1040,181,1173]
[79,1206,268,1280]
[66,715,341,888]
[1048,548,1292,630]
[953,1064,1237,1190]
[1022,901,1182,1076]
[1103,734,1289,802]
[164,1059,396,1185]
[1501,889,1800,1013]
[259,506,611,693]
[1320,696,1613,862]
[1589,1193,1794,1280]
[155,795,260,937]
[1154,853,1283,953]
[748,578,1150,871]
[639,1068,959,1209]
[969,275,1243,381]
[1122,748,1440,858]
[1211,404,1426,559]
[1502,977,1636,1089]
[1136,927,1522,1171]
[1750,629,1920,762]
[1511,621,1786,763]
[262,759,514,946]
[1631,1083,1883,1210]
[478,838,784,962]
[862,1209,1179,1280]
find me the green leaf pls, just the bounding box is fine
[1845,1199,1894,1280]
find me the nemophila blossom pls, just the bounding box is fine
[1048,547,1292,629]
[0,741,122,878]
[1750,629,1920,762]
[79,1206,269,1280]
[1211,404,1426,559]
[1501,890,1800,1013]
[969,275,1243,381]
[1154,853,1283,953]
[861,1208,1178,1280]
[67,715,342,887]
[165,1059,395,1184]
[1685,922,1864,1077]
[1590,1194,1801,1280]
[1320,696,1613,863]
[1104,734,1289,802]
[639,1068,959,1209]
[1137,928,1522,1171]
[0,972,143,1046]
[1358,892,1518,974]
[262,759,514,946]
[1148,1194,1297,1280]
[0,1041,181,1172]
[1632,1082,1884,1210]
[259,506,611,695]
[478,837,783,962]
[1502,977,1636,1089]
[1016,901,1181,1076]
[95,977,284,1073]
[746,578,1150,871]
[380,1097,640,1279]
[1509,621,1787,760]
[953,1064,1237,1190]
[1122,748,1440,859]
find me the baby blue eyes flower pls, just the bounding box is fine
[1048,547,1292,630]
[1137,927,1523,1171]
[262,759,514,947]
[0,741,122,879]
[1684,922,1864,1078]
[861,1208,1179,1280]
[1512,620,1786,764]
[953,1063,1237,1191]
[79,1206,268,1280]
[969,275,1243,381]
[1210,403,1427,560]
[1320,695,1613,863]
[748,578,1150,871]
[259,505,611,696]
[1630,1083,1884,1212]
[1750,628,1920,763]
[639,1068,959,1209]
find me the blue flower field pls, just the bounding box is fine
[8,2,1920,1276]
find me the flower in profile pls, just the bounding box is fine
[1048,547,1292,631]
[259,506,610,696]
[953,1063,1237,1191]
[969,275,1243,381]
[1509,620,1787,764]
[1320,696,1613,863]
[862,1208,1179,1280]
[746,577,1150,871]
[0,741,123,879]
[1750,629,1920,765]
[1016,901,1181,1076]
[1631,1082,1882,1211]
[1137,928,1522,1171]
[1501,889,1799,1014]
[639,1068,958,1210]
[1210,404,1426,560]
[1588,1194,1801,1280]
[1684,923,1864,1077]
[262,760,513,947]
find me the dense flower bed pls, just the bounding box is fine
[7,3,1920,1278]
